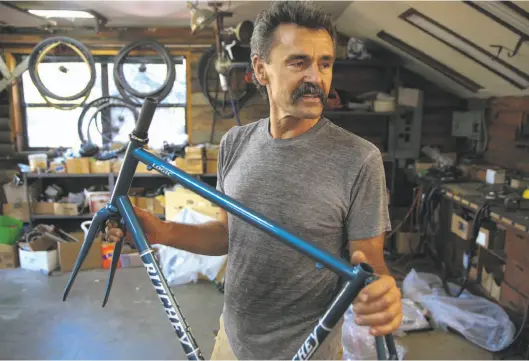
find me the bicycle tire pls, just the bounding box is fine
[113,39,175,99]
[198,45,254,118]
[77,96,139,147]
[28,36,96,101]
[115,68,175,106]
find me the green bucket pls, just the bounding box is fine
[0,215,24,246]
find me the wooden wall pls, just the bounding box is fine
[327,65,465,154]
[485,97,529,173]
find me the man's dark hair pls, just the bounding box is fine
[250,1,337,98]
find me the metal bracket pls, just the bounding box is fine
[490,36,529,59]
[0,55,30,93]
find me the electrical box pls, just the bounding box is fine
[452,110,483,140]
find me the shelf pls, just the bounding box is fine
[333,58,401,68]
[30,213,166,221]
[324,106,413,118]
[24,172,217,179]
[31,214,94,220]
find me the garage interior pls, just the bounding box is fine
[1,0,529,360]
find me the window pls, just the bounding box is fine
[400,8,529,89]
[464,1,529,38]
[21,56,187,150]
[377,31,483,93]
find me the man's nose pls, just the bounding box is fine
[304,62,322,85]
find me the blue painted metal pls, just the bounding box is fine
[132,147,359,282]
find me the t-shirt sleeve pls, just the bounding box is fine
[345,150,392,241]
[216,132,229,193]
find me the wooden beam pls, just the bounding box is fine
[0,27,215,47]
[4,53,23,152]
[186,50,193,144]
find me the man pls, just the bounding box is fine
[106,1,402,359]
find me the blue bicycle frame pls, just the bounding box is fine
[63,97,398,361]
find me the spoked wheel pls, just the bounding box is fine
[28,36,96,109]
[198,45,255,119]
[78,96,139,159]
[113,39,175,105]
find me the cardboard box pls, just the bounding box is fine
[90,160,112,174]
[451,213,470,240]
[112,158,123,173]
[58,232,102,272]
[86,191,111,214]
[54,202,79,216]
[395,232,420,254]
[414,161,434,173]
[18,248,58,273]
[33,202,55,215]
[206,159,218,174]
[136,196,164,215]
[486,168,506,185]
[2,181,39,204]
[165,188,220,220]
[66,158,91,174]
[0,243,18,269]
[185,145,205,159]
[206,144,219,160]
[2,203,30,222]
[136,162,152,174]
[49,161,66,173]
[174,158,203,174]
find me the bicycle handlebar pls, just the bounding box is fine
[133,97,158,139]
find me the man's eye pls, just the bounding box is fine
[321,63,331,69]
[291,61,304,67]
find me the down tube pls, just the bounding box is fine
[115,196,204,361]
[132,148,358,282]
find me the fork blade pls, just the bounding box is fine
[102,240,123,308]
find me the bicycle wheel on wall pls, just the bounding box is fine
[28,36,96,109]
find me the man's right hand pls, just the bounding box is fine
[104,206,163,244]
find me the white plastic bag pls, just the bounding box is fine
[402,269,515,352]
[342,306,407,360]
[152,208,227,286]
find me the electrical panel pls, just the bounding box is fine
[452,110,483,140]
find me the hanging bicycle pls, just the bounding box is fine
[191,2,256,123]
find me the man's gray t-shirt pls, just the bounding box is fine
[216,117,391,360]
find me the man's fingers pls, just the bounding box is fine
[354,276,396,303]
[353,287,401,315]
[370,312,403,336]
[354,301,401,327]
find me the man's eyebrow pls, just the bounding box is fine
[320,55,334,62]
[284,54,310,62]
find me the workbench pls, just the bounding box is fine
[411,174,529,325]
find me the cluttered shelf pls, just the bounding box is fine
[24,172,217,179]
[324,106,413,118]
[30,213,166,221]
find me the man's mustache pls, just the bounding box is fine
[292,83,327,105]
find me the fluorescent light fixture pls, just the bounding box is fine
[377,31,483,93]
[465,1,529,37]
[28,10,94,19]
[401,8,529,89]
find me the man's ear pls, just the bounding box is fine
[252,55,269,86]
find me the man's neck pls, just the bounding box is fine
[269,107,321,140]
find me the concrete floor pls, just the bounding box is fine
[0,267,493,360]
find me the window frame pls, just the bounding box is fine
[19,54,187,151]
[377,30,484,93]
[400,8,529,89]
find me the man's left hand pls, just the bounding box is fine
[351,251,403,336]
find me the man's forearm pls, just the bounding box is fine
[156,220,229,256]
